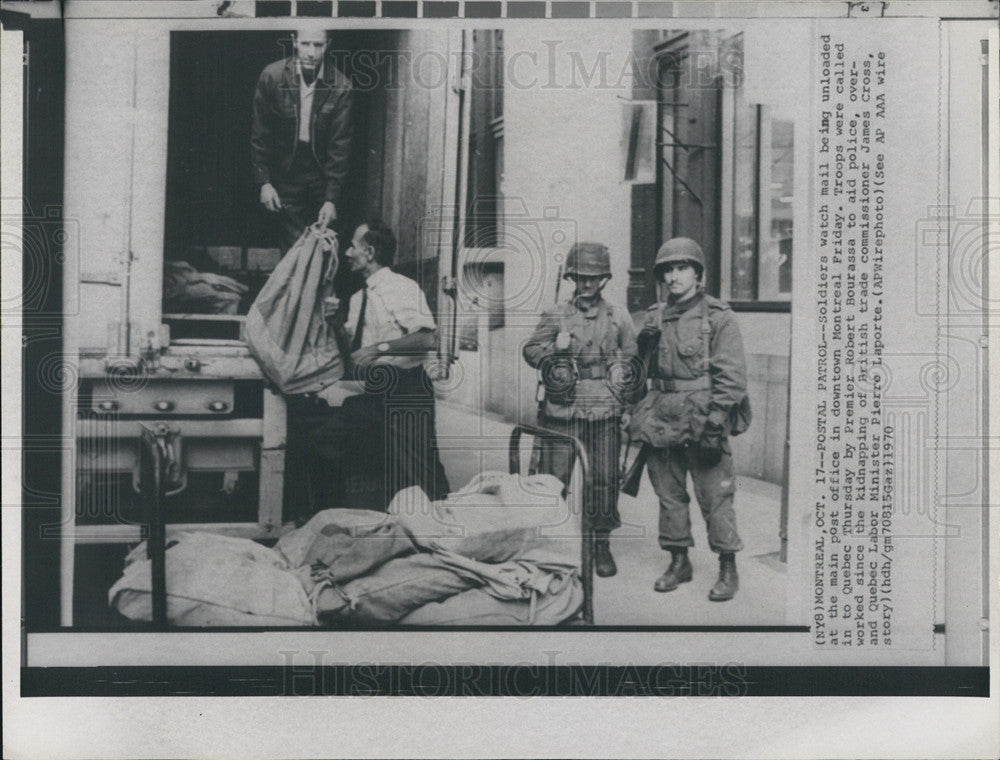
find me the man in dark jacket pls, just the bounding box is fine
[627,238,750,601]
[251,26,354,250]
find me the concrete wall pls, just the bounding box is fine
[735,312,792,482]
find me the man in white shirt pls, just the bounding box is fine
[288,219,451,513]
[343,227,438,372]
[251,26,353,250]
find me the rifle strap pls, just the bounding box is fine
[700,297,711,376]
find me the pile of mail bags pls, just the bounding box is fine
[109,472,583,626]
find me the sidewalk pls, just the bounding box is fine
[436,401,789,626]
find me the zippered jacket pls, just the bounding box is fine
[250,57,354,207]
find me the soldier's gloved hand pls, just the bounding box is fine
[554,331,572,353]
[696,421,726,467]
[637,326,661,356]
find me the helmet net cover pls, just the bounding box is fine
[563,242,612,278]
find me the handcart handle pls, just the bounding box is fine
[508,424,594,626]
[139,425,169,630]
[507,423,589,481]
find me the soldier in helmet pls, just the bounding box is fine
[627,237,751,601]
[523,243,638,577]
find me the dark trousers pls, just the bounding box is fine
[646,444,743,554]
[285,367,451,519]
[271,145,327,252]
[534,414,622,536]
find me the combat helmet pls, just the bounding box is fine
[563,242,612,279]
[653,237,705,278]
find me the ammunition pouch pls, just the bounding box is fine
[539,355,578,407]
[575,363,607,380]
[604,357,648,405]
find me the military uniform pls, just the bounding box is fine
[627,237,750,600]
[635,292,747,553]
[522,244,637,575]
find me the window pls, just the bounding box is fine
[635,30,794,310]
[722,38,794,306]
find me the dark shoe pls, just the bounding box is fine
[594,539,617,577]
[709,553,739,601]
[654,552,693,592]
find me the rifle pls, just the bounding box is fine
[619,437,650,497]
[618,295,662,496]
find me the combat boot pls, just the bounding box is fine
[709,552,739,601]
[594,537,617,577]
[654,550,692,592]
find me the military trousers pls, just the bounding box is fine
[534,414,622,536]
[646,444,744,554]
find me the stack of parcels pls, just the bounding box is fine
[109,472,584,626]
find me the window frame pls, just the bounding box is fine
[719,50,793,313]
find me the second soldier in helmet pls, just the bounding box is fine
[628,237,750,601]
[523,243,638,577]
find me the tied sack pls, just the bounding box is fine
[108,532,315,627]
[244,226,345,395]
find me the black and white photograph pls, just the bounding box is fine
[2,0,998,757]
[22,17,806,633]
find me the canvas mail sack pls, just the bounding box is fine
[108,532,315,627]
[387,472,580,568]
[244,226,345,395]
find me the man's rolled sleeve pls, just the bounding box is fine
[389,279,436,334]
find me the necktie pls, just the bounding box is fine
[351,288,368,351]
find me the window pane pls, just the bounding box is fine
[771,119,794,296]
[730,99,758,301]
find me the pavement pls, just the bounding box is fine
[436,401,789,626]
